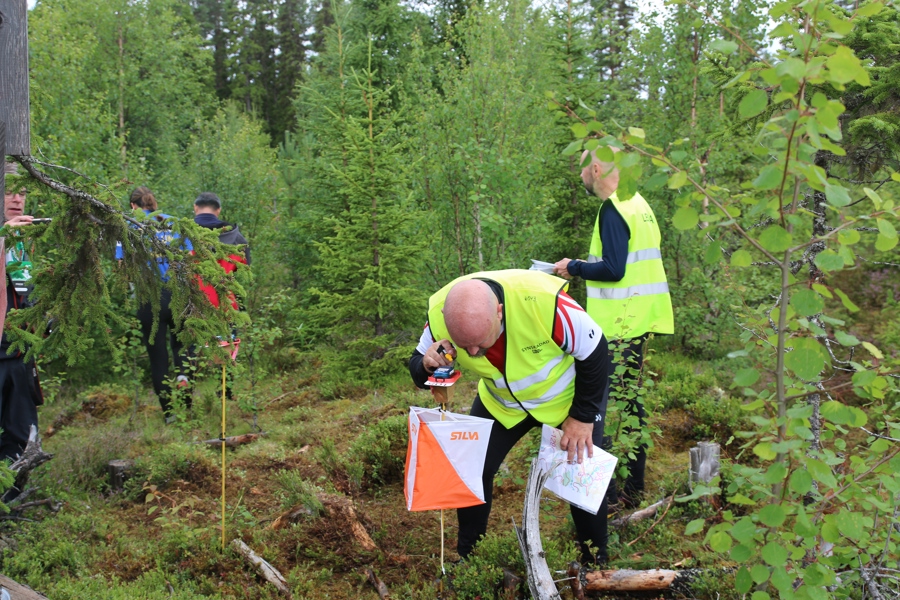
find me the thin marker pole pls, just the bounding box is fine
[221,363,227,550]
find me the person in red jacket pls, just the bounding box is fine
[193,192,250,308]
[191,192,250,399]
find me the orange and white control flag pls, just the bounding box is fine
[404,407,493,511]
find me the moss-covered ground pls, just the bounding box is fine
[0,349,748,599]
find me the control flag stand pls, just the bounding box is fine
[424,368,461,597]
[217,338,241,551]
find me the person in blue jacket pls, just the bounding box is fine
[116,187,192,422]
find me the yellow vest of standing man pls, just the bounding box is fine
[586,192,674,340]
[428,270,575,429]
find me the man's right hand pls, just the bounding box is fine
[553,258,573,279]
[423,340,456,372]
[4,216,33,227]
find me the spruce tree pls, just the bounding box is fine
[300,19,426,375]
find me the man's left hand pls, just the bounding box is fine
[559,417,593,464]
[553,258,573,279]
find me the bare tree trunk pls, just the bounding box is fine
[0,120,5,224]
[0,0,31,155]
[473,203,484,271]
[515,457,562,600]
[118,22,127,173]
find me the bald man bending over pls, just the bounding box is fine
[409,269,613,566]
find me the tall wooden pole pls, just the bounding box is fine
[0,0,31,155]
[0,120,5,224]
[0,0,31,228]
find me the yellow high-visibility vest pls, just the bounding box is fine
[585,192,674,339]
[428,270,575,428]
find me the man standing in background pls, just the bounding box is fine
[0,163,42,480]
[554,149,674,508]
[192,192,250,399]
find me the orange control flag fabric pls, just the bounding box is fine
[405,407,493,512]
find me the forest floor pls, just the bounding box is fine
[0,349,743,599]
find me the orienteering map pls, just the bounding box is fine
[537,425,618,515]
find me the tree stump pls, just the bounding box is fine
[107,459,134,492]
[689,442,720,489]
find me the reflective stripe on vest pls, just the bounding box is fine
[587,281,670,300]
[587,247,662,265]
[427,269,576,428]
[585,192,674,339]
[485,363,576,411]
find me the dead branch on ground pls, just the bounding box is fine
[200,433,266,448]
[364,568,390,600]
[230,539,292,598]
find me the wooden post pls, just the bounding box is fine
[0,0,32,155]
[107,459,134,492]
[0,119,5,224]
[689,442,720,489]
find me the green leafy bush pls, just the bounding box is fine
[273,469,324,514]
[347,414,408,489]
[125,442,216,498]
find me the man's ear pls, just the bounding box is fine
[496,303,503,320]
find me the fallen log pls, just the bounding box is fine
[201,433,266,448]
[611,495,674,529]
[364,568,390,600]
[583,568,696,592]
[230,538,292,598]
[0,573,50,599]
[6,497,61,514]
[516,458,709,596]
[269,504,315,530]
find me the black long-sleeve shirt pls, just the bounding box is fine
[565,200,630,282]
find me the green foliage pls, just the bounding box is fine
[450,530,525,600]
[407,0,559,282]
[17,0,900,595]
[273,469,325,514]
[298,31,427,375]
[646,353,744,440]
[346,414,408,489]
[132,442,216,490]
[29,0,216,181]
[566,0,900,595]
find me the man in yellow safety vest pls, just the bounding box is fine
[409,269,614,565]
[554,149,674,508]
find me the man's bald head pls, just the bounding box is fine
[580,148,620,200]
[443,279,503,358]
